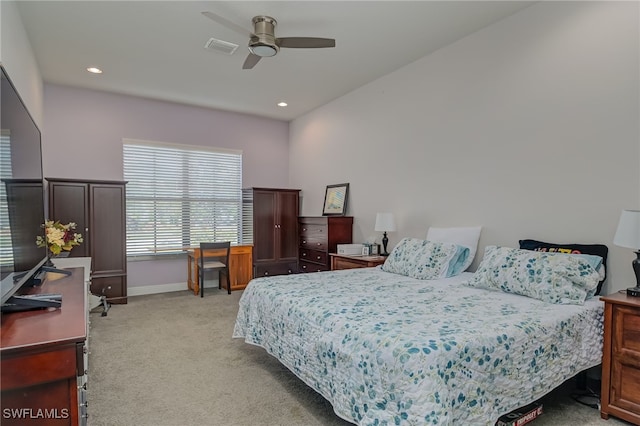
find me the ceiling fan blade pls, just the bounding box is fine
[201,11,253,37]
[276,37,336,49]
[242,53,261,70]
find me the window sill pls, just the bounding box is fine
[127,253,187,262]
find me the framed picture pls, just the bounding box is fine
[322,183,349,216]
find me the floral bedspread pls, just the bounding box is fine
[233,268,603,425]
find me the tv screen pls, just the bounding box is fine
[0,65,48,305]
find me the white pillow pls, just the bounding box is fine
[426,226,482,271]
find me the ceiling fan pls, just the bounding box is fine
[202,11,336,69]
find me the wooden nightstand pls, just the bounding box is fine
[330,253,386,270]
[600,292,640,425]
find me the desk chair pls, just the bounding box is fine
[199,242,231,296]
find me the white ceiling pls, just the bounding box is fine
[17,1,535,121]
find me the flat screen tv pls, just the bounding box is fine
[0,65,49,307]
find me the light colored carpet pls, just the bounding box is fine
[87,289,629,426]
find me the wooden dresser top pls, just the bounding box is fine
[601,291,640,309]
[1,268,86,353]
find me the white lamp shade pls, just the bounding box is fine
[614,209,640,250]
[375,213,396,232]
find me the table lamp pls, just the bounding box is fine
[613,209,640,297]
[375,213,396,256]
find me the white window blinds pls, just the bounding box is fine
[0,134,13,265]
[123,139,242,257]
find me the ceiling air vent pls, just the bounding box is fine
[204,38,239,55]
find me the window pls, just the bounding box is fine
[0,133,12,265]
[123,139,242,257]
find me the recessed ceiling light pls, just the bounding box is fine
[87,67,103,74]
[277,102,288,107]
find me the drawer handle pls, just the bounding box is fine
[302,253,307,257]
[264,272,269,276]
[316,256,321,260]
[317,242,321,246]
[302,227,307,231]
[302,240,306,244]
[302,265,307,269]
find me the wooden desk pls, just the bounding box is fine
[187,245,253,294]
[330,253,387,270]
[1,268,87,425]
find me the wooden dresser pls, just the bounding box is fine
[600,292,640,425]
[1,267,89,425]
[299,216,353,273]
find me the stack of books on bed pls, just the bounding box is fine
[496,402,543,426]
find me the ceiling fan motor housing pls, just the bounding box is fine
[249,16,279,57]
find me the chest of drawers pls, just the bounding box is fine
[299,216,353,273]
[1,267,89,425]
[600,292,640,425]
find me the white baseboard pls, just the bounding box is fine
[127,280,220,297]
[127,282,187,296]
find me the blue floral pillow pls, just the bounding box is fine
[381,238,469,279]
[464,246,601,305]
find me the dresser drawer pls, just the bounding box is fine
[299,260,329,273]
[614,305,640,354]
[91,275,127,304]
[299,248,327,265]
[332,257,368,270]
[330,255,386,270]
[299,223,327,239]
[255,262,298,277]
[1,344,78,390]
[300,237,327,251]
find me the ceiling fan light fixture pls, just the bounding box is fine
[249,44,278,57]
[202,11,336,70]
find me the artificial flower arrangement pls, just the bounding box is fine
[36,220,84,255]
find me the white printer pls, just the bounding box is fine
[336,243,364,255]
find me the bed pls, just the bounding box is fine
[233,240,605,425]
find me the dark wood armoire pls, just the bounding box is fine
[243,187,300,277]
[47,178,127,303]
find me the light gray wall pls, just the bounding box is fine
[0,0,43,126]
[43,84,290,288]
[5,0,639,295]
[289,1,640,294]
